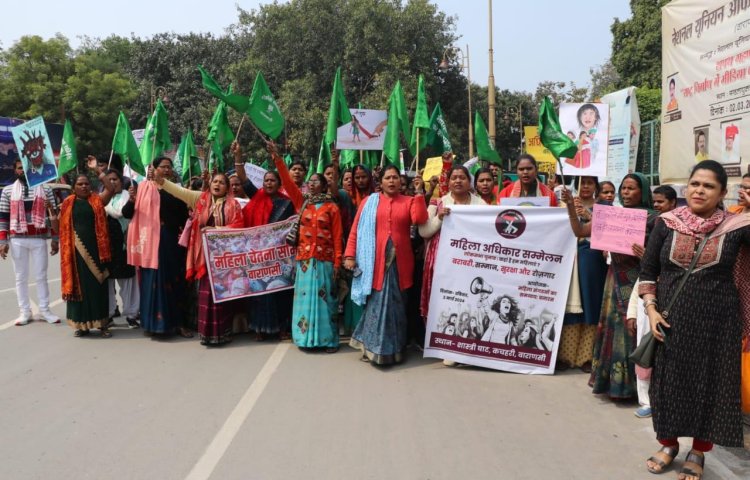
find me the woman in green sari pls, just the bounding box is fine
[60,173,114,338]
[562,173,654,399]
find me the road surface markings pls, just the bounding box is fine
[0,298,64,331]
[0,277,61,295]
[184,342,290,480]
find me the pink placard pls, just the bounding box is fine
[590,204,647,255]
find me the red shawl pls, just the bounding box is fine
[186,192,244,281]
[243,189,291,228]
[60,194,111,302]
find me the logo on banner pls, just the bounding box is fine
[495,210,526,239]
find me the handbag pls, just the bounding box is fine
[629,235,710,368]
[285,199,309,247]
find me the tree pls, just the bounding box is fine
[610,0,669,89]
[231,0,458,160]
[0,35,74,121]
[589,60,621,101]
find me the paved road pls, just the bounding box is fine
[0,252,748,480]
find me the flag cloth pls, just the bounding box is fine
[248,72,284,139]
[538,96,578,159]
[198,65,250,113]
[317,137,332,174]
[206,95,235,172]
[409,74,430,156]
[325,67,352,144]
[382,81,411,167]
[58,119,78,177]
[426,103,452,154]
[474,112,501,164]
[112,111,144,176]
[177,131,201,184]
[283,153,293,167]
[138,99,171,172]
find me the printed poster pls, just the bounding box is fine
[202,217,298,303]
[336,109,388,151]
[661,0,750,185]
[557,103,610,179]
[11,116,58,188]
[423,206,577,374]
[601,87,640,192]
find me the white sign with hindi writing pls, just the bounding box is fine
[423,206,577,374]
[244,163,268,190]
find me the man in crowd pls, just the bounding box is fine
[0,160,60,325]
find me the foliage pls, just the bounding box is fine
[610,0,669,90]
[589,60,620,101]
[635,86,661,123]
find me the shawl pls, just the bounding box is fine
[60,194,111,302]
[10,181,46,232]
[351,193,380,306]
[243,189,292,228]
[662,207,750,338]
[127,181,161,269]
[186,192,244,281]
[619,172,655,214]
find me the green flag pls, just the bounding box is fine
[206,96,235,172]
[283,153,293,167]
[426,103,452,153]
[111,111,144,176]
[474,112,501,164]
[139,99,171,171]
[538,96,578,159]
[58,119,78,177]
[198,65,250,113]
[317,136,332,174]
[177,131,201,184]
[248,72,284,139]
[409,75,430,156]
[382,81,411,168]
[325,67,352,144]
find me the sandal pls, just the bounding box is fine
[678,451,704,480]
[178,328,194,339]
[100,329,112,338]
[325,346,339,354]
[646,445,679,474]
[74,330,89,338]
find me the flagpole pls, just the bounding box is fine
[359,150,363,165]
[235,114,246,139]
[415,129,420,172]
[107,150,114,169]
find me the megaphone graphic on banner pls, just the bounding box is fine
[470,276,493,296]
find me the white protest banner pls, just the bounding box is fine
[244,163,267,190]
[499,197,549,207]
[336,109,387,150]
[557,103,610,179]
[661,0,750,186]
[424,206,577,374]
[601,87,640,192]
[202,217,297,303]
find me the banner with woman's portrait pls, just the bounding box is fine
[202,217,298,303]
[423,206,577,374]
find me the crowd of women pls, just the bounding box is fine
[54,143,750,479]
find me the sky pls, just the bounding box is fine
[0,0,632,93]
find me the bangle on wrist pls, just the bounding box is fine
[644,299,658,309]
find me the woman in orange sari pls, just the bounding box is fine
[60,172,114,338]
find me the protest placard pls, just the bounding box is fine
[336,109,387,150]
[244,163,267,190]
[422,156,443,180]
[11,116,58,188]
[202,217,297,303]
[590,204,647,255]
[423,206,577,374]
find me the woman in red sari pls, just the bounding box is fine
[157,172,244,346]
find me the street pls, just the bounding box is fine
[0,252,748,480]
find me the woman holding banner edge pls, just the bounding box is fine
[638,161,750,478]
[561,173,655,399]
[344,164,428,365]
[154,170,244,346]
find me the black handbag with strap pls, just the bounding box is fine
[629,234,710,368]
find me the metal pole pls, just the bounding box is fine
[487,0,496,144]
[467,44,473,159]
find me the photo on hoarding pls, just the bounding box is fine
[666,74,680,113]
[693,125,709,162]
[719,118,742,165]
